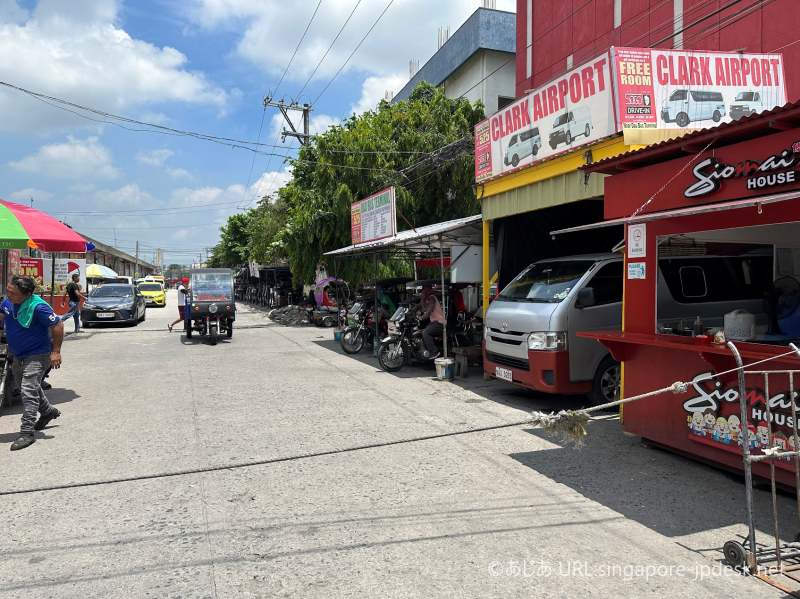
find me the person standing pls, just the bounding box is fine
[420,286,446,359]
[61,273,85,333]
[168,276,189,332]
[1,276,65,451]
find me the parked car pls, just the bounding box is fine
[661,89,726,127]
[549,105,592,149]
[137,281,166,307]
[730,91,764,120]
[504,127,541,167]
[484,254,622,405]
[81,283,147,326]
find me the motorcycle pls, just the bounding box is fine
[185,268,236,345]
[340,302,384,354]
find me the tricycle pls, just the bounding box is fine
[185,268,236,345]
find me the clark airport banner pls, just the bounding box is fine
[474,48,786,183]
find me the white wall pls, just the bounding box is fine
[443,49,516,115]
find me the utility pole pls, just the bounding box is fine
[135,240,139,278]
[264,96,312,145]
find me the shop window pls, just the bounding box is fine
[587,262,623,305]
[660,255,773,304]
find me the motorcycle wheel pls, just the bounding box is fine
[185,323,192,339]
[378,340,405,372]
[341,328,364,354]
[226,321,233,338]
[209,322,218,346]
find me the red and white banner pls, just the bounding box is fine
[474,52,616,183]
[613,48,786,131]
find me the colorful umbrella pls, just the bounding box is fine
[0,199,87,252]
[86,264,118,279]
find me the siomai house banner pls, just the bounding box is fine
[613,47,786,145]
[474,52,617,183]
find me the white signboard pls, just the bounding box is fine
[627,262,646,280]
[351,187,397,245]
[44,258,86,294]
[614,47,786,131]
[627,224,646,258]
[474,52,617,183]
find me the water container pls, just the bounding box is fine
[434,357,455,381]
[724,310,755,341]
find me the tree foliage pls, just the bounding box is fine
[212,82,484,286]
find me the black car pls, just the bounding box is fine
[81,284,146,326]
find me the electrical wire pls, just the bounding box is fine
[272,0,324,98]
[294,0,363,102]
[312,0,395,106]
[0,418,535,496]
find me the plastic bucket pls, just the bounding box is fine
[434,357,455,381]
[333,329,343,342]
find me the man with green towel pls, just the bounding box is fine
[1,275,64,451]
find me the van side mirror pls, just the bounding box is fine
[576,287,595,309]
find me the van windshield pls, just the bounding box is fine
[735,91,756,101]
[553,113,569,127]
[498,260,595,302]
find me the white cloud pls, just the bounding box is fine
[8,187,53,202]
[136,148,174,167]
[167,167,192,180]
[0,0,227,132]
[251,166,292,200]
[351,73,405,114]
[191,0,516,98]
[9,136,118,179]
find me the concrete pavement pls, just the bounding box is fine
[0,290,792,597]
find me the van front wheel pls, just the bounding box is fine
[511,154,519,167]
[590,356,620,407]
[712,110,722,122]
[584,124,590,137]
[676,112,690,127]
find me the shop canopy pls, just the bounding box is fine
[325,214,483,258]
[0,199,88,252]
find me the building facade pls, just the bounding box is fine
[393,7,516,115]
[516,0,800,99]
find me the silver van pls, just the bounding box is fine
[483,254,622,405]
[504,127,541,167]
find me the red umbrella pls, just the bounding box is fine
[0,199,87,252]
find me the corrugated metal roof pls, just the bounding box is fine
[325,214,483,257]
[584,101,800,174]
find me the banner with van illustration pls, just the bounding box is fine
[473,52,617,183]
[613,47,786,131]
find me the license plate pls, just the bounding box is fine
[97,312,115,318]
[495,366,513,382]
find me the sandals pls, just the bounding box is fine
[168,324,173,332]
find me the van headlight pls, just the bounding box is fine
[209,303,218,314]
[528,331,567,351]
[484,325,489,340]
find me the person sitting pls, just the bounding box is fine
[420,286,445,360]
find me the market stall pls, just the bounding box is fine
[325,213,486,374]
[554,102,800,486]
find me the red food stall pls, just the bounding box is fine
[562,103,800,486]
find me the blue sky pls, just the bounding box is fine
[0,0,515,265]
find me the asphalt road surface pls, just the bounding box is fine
[0,290,793,598]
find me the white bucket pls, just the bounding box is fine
[724,310,755,341]
[434,357,455,381]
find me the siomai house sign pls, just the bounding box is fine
[684,141,800,199]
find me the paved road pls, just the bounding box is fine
[0,291,791,597]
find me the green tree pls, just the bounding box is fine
[208,211,254,267]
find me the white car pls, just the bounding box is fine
[549,105,592,149]
[661,89,726,127]
[730,91,763,120]
[504,127,541,167]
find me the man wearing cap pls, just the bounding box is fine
[168,277,190,332]
[1,275,65,451]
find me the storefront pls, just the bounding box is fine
[565,102,800,485]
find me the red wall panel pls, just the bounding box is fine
[515,0,800,101]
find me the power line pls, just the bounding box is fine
[312,0,395,106]
[273,0,324,98]
[294,0,363,102]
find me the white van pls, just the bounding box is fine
[661,89,726,127]
[548,105,592,149]
[730,91,764,120]
[504,127,541,167]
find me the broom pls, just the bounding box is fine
[529,348,800,446]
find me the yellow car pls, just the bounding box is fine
[137,282,166,307]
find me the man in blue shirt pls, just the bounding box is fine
[1,276,64,451]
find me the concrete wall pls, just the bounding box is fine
[443,49,516,115]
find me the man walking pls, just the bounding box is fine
[61,272,85,333]
[1,276,64,451]
[168,277,190,332]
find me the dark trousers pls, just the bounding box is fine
[422,321,443,354]
[13,354,53,434]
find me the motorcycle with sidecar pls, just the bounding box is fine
[184,268,236,345]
